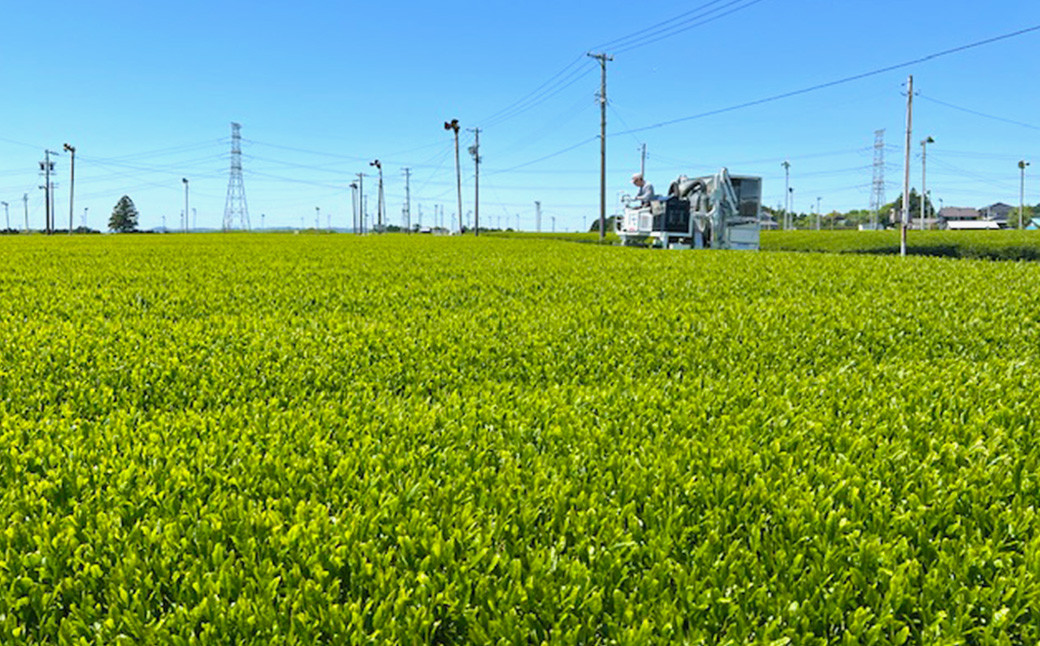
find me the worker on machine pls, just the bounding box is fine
[631,173,655,206]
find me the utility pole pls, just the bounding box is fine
[467,129,481,236]
[444,119,462,233]
[781,160,791,229]
[402,167,411,232]
[901,75,913,258]
[356,172,365,234]
[22,193,28,231]
[588,52,612,242]
[640,143,646,177]
[182,178,190,233]
[315,206,321,230]
[40,150,57,234]
[816,196,821,230]
[1,201,7,230]
[261,213,266,229]
[1019,160,1030,229]
[63,143,75,234]
[83,207,88,229]
[552,214,556,233]
[535,201,542,232]
[920,136,934,230]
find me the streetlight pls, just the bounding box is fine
[369,159,383,231]
[444,119,462,233]
[349,182,358,233]
[920,136,934,230]
[63,143,76,234]
[1019,160,1030,229]
[181,178,189,233]
[815,196,821,230]
[315,206,321,230]
[788,187,795,228]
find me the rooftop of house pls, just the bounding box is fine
[939,207,981,220]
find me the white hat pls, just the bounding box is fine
[631,173,643,181]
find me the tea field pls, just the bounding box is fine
[2,233,1040,644]
[761,228,1040,261]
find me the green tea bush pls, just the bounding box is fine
[763,229,1040,261]
[0,234,1038,643]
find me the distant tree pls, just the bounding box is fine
[589,215,619,232]
[885,189,934,225]
[109,196,139,233]
[1013,204,1037,228]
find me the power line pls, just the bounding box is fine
[919,94,1040,131]
[478,55,589,125]
[479,0,768,131]
[611,0,770,55]
[591,0,736,51]
[482,62,597,129]
[484,136,599,176]
[613,23,1040,137]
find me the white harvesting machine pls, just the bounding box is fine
[616,168,761,250]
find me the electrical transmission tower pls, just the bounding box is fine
[870,129,886,228]
[223,122,250,231]
[402,167,411,231]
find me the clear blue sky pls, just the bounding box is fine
[1,0,1038,231]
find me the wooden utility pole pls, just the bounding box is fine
[588,52,612,242]
[901,75,913,258]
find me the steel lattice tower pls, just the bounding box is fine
[223,122,250,231]
[869,129,886,227]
